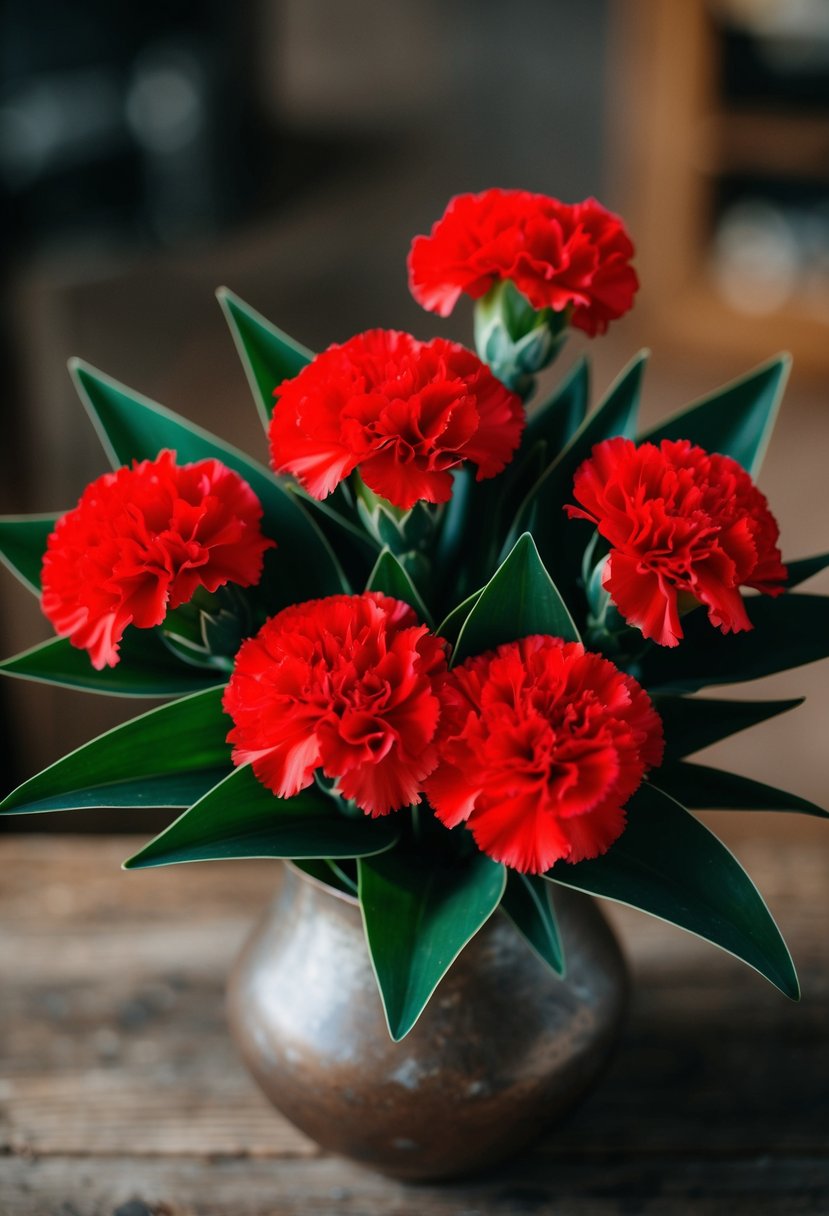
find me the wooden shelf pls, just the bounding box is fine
[612,0,829,374]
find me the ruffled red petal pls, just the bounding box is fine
[424,635,663,873]
[41,450,274,668]
[408,190,638,336]
[269,329,524,510]
[223,593,448,818]
[568,436,787,646]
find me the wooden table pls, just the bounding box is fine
[1,818,827,1215]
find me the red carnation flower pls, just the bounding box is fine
[566,437,787,647]
[408,189,638,337]
[423,636,663,874]
[41,450,275,669]
[269,329,524,511]
[223,593,448,816]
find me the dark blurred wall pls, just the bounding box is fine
[0,0,612,817]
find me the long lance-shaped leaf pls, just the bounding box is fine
[653,763,829,818]
[0,632,226,697]
[545,783,799,999]
[123,766,400,869]
[525,355,590,455]
[639,355,790,477]
[358,846,506,1040]
[0,514,58,595]
[217,287,313,428]
[365,549,433,627]
[69,359,348,605]
[0,688,230,814]
[506,350,646,557]
[785,552,829,589]
[436,589,483,649]
[637,595,829,693]
[655,694,804,760]
[288,482,380,588]
[453,533,579,666]
[501,870,565,975]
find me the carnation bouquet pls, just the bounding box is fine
[2,188,828,1043]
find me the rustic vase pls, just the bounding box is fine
[227,861,627,1181]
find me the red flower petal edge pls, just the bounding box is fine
[408,189,639,336]
[223,593,448,816]
[269,328,524,510]
[423,635,664,874]
[41,450,275,669]
[566,437,788,647]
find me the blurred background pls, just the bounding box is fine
[1,0,828,829]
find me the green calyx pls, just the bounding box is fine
[474,280,569,394]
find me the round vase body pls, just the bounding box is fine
[227,863,627,1181]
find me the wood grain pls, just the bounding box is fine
[1,817,827,1213]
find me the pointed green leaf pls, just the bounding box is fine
[507,351,646,563]
[785,552,829,589]
[365,549,433,627]
[69,359,348,605]
[0,632,226,697]
[0,514,58,595]
[436,589,484,649]
[0,688,230,815]
[639,355,790,476]
[546,783,799,999]
[358,846,506,1040]
[453,533,579,665]
[654,764,829,818]
[217,287,313,428]
[124,766,400,869]
[288,482,379,586]
[501,871,565,975]
[656,694,804,760]
[525,355,590,455]
[637,595,829,693]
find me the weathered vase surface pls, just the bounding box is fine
[227,862,627,1181]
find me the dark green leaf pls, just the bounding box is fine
[506,351,646,570]
[453,533,579,665]
[365,549,433,627]
[291,857,356,896]
[637,595,829,693]
[0,632,226,697]
[656,694,804,760]
[435,589,483,649]
[287,483,379,588]
[653,764,828,818]
[0,514,58,595]
[639,355,790,476]
[123,766,400,869]
[525,355,590,455]
[0,688,230,814]
[358,846,506,1040]
[501,871,565,975]
[546,783,799,999]
[785,553,829,589]
[217,287,313,428]
[69,359,348,605]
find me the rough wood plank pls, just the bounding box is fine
[2,1153,829,1216]
[0,820,827,1211]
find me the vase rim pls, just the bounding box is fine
[283,858,360,907]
